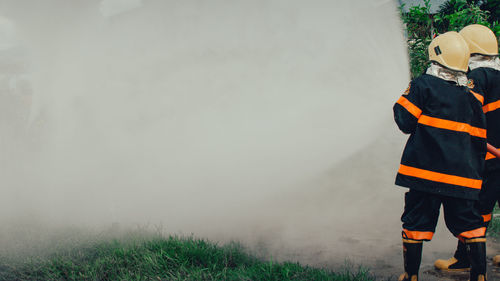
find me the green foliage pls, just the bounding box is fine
[434,0,490,32]
[401,0,500,78]
[0,235,374,281]
[401,0,433,78]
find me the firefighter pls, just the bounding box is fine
[394,31,487,281]
[434,24,500,274]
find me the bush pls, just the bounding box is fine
[401,0,500,78]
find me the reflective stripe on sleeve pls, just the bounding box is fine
[396,96,422,118]
[486,152,495,160]
[483,100,500,113]
[470,90,484,105]
[418,115,486,138]
[398,164,482,189]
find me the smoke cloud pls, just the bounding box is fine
[0,0,428,277]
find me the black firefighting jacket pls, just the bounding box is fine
[393,74,487,200]
[468,67,500,172]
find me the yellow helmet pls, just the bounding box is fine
[459,24,498,56]
[428,31,470,72]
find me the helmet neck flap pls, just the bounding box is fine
[426,62,468,86]
[469,54,500,71]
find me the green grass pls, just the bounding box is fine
[0,235,374,281]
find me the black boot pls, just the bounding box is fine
[399,241,422,281]
[434,239,470,271]
[466,240,487,281]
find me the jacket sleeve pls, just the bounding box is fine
[393,80,425,134]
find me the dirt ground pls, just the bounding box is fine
[368,240,500,280]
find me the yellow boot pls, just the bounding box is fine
[398,273,418,281]
[434,240,470,271]
[434,256,470,271]
[493,255,500,266]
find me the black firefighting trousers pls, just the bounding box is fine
[401,189,485,241]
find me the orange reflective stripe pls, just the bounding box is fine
[459,227,486,239]
[396,96,422,118]
[398,164,482,189]
[486,152,495,160]
[403,229,433,241]
[482,214,492,223]
[470,90,484,105]
[418,115,486,138]
[483,100,500,113]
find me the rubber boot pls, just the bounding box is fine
[466,240,487,281]
[434,239,470,271]
[398,241,422,281]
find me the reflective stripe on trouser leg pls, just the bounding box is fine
[402,229,434,242]
[458,227,486,240]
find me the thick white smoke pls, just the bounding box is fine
[0,0,417,276]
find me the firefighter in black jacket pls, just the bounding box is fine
[435,24,500,274]
[394,31,487,281]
